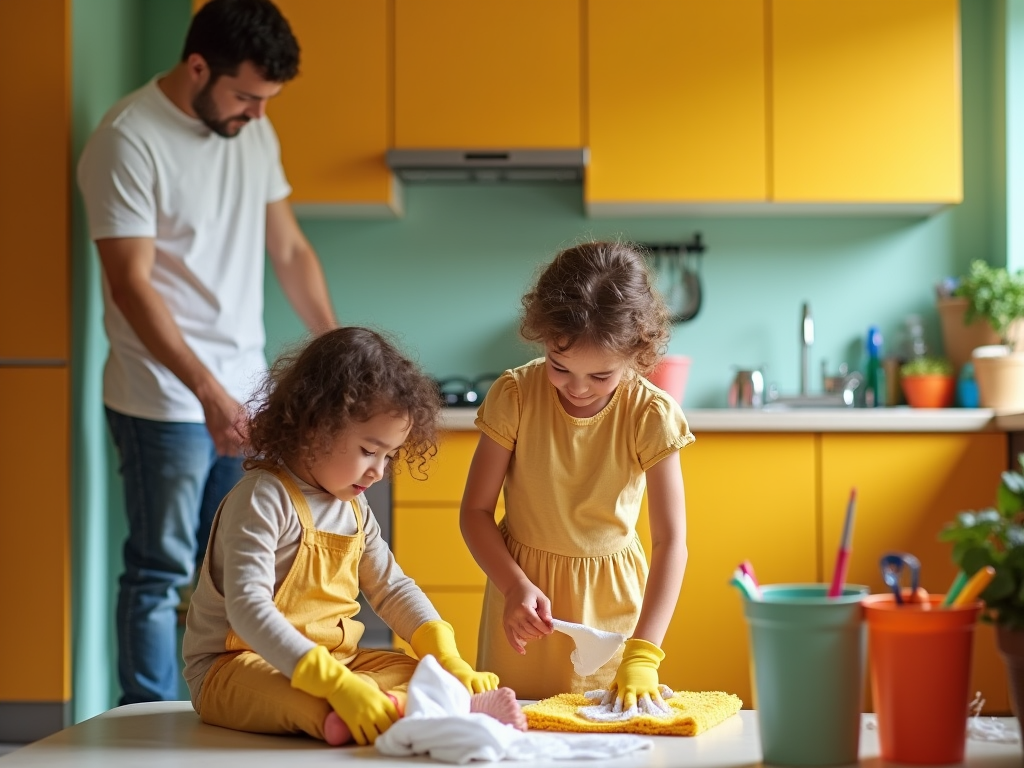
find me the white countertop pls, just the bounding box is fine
[2,702,1019,767]
[441,406,1024,433]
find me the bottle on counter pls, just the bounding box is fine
[957,361,980,408]
[904,314,928,360]
[886,315,928,407]
[864,325,887,407]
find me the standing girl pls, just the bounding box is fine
[461,241,693,705]
[184,327,497,746]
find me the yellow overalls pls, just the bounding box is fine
[197,468,417,739]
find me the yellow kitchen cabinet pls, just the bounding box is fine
[772,0,961,206]
[266,0,398,215]
[392,430,497,655]
[392,589,486,667]
[0,368,70,702]
[393,0,581,149]
[585,1,767,214]
[393,431,482,506]
[0,0,71,741]
[0,0,68,360]
[655,433,818,707]
[821,433,1009,713]
[393,506,504,589]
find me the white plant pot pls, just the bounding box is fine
[972,348,1024,410]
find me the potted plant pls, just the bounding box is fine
[954,260,1024,410]
[940,456,1024,733]
[898,356,955,408]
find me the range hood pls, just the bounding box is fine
[386,148,588,182]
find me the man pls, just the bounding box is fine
[77,0,337,704]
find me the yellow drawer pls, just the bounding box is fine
[392,588,486,667]
[393,506,503,588]
[394,432,480,505]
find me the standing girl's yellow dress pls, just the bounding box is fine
[462,241,694,703]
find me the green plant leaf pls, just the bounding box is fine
[962,545,996,573]
[954,260,1024,345]
[899,356,953,377]
[983,567,1016,602]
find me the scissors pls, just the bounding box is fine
[880,552,922,605]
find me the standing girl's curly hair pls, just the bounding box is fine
[520,241,671,375]
[244,327,441,477]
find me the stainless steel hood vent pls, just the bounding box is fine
[386,148,588,183]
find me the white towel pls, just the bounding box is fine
[550,619,628,677]
[375,654,653,764]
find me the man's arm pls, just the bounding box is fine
[95,236,247,455]
[265,199,337,334]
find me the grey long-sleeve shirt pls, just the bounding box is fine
[182,467,439,708]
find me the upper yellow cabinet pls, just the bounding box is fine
[0,0,68,360]
[393,0,582,149]
[586,1,767,214]
[244,0,398,216]
[771,0,962,207]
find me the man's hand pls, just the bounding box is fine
[197,381,247,456]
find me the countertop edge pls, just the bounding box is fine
[440,407,1024,433]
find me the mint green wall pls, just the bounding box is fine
[71,0,191,723]
[1006,0,1024,271]
[70,0,1004,719]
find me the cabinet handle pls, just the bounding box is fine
[0,358,67,367]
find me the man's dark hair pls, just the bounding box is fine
[182,0,299,83]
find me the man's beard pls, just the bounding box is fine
[192,79,249,138]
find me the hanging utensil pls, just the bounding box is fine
[672,250,702,323]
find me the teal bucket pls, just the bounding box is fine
[743,584,868,766]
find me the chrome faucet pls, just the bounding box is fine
[800,302,814,395]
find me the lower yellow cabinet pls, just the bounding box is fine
[654,433,818,707]
[392,428,1011,714]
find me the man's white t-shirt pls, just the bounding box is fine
[77,77,292,423]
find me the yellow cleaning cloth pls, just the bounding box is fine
[522,690,743,736]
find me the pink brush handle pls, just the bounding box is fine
[828,549,850,598]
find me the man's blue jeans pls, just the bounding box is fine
[105,408,244,704]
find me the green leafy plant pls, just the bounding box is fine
[939,455,1024,629]
[899,356,954,378]
[954,259,1024,347]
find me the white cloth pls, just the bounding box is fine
[77,77,292,422]
[182,467,439,708]
[577,686,676,722]
[376,655,653,764]
[550,619,627,677]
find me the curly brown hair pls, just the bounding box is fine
[520,241,671,375]
[244,327,441,478]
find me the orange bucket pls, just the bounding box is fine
[863,594,981,765]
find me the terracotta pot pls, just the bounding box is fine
[938,297,1024,378]
[900,374,955,408]
[996,626,1024,740]
[938,297,1002,376]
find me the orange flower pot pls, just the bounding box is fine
[901,374,955,408]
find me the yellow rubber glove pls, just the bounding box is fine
[290,645,398,745]
[411,620,500,693]
[609,638,665,711]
